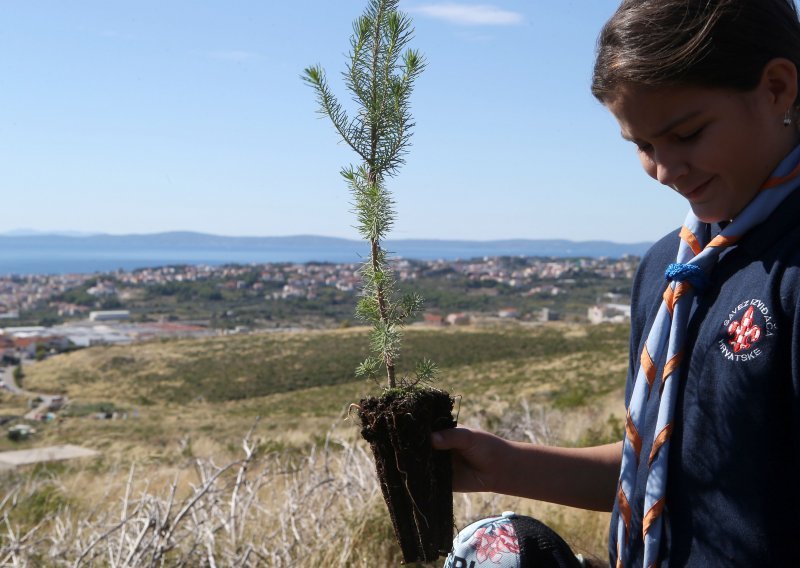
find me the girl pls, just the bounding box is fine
[434,0,800,566]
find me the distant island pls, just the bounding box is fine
[0,232,654,276]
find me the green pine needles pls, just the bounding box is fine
[304,0,436,390]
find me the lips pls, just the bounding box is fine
[679,176,714,201]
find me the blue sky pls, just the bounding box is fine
[0,1,690,243]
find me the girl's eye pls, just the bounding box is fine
[635,144,655,165]
[676,128,703,142]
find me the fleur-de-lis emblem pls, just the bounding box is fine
[471,523,519,563]
[727,305,761,353]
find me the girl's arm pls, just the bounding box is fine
[431,427,621,512]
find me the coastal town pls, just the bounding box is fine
[0,255,638,356]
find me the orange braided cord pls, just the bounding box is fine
[662,352,683,387]
[679,225,702,256]
[707,234,740,249]
[663,282,690,314]
[640,345,657,390]
[648,423,674,466]
[626,409,643,461]
[662,286,675,315]
[618,483,633,543]
[642,497,666,537]
[762,157,800,190]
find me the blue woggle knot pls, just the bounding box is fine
[665,262,710,292]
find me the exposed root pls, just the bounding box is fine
[345,403,362,421]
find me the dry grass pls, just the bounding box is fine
[0,323,629,566]
[1,402,616,567]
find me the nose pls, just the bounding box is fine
[651,149,688,187]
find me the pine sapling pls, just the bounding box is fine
[304,1,457,562]
[303,0,435,390]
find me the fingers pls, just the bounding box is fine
[432,427,499,492]
[431,426,478,451]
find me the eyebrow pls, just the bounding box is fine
[620,110,704,142]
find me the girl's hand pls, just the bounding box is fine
[431,427,513,493]
[433,427,621,509]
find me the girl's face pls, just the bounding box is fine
[605,81,797,223]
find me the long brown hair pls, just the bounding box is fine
[592,0,800,103]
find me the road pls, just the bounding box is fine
[0,362,68,420]
[0,366,22,395]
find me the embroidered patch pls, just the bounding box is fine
[718,298,777,362]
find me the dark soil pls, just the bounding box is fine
[359,387,456,563]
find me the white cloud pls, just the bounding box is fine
[209,50,259,62]
[409,3,523,26]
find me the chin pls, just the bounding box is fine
[690,206,728,224]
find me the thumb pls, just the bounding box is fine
[431,426,476,450]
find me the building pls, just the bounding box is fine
[497,307,519,319]
[588,303,631,324]
[89,310,130,322]
[445,312,470,326]
[423,312,444,326]
[538,308,559,322]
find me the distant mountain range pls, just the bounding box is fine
[1,229,101,237]
[0,232,654,275]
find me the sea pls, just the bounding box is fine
[0,234,653,276]
[0,247,368,276]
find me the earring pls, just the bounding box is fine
[784,109,793,127]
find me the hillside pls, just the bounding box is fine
[8,324,628,451]
[0,323,629,565]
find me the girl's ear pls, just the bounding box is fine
[759,57,799,111]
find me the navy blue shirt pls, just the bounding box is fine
[609,188,800,566]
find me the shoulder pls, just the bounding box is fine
[638,229,679,274]
[628,228,679,333]
[632,228,679,300]
[775,224,800,316]
[737,187,800,303]
[742,203,800,313]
